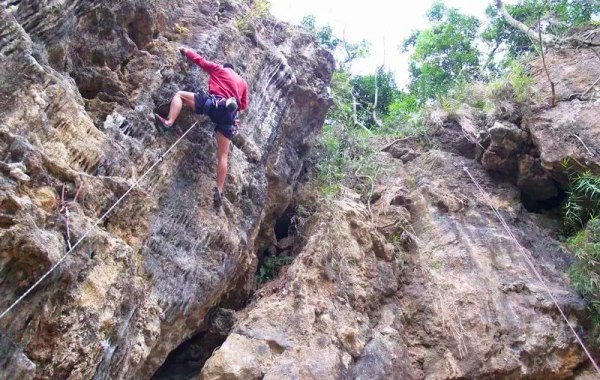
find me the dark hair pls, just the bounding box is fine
[223,63,235,70]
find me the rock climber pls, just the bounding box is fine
[155,47,249,209]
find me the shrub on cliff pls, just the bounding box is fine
[567,219,600,345]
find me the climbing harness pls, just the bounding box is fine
[0,121,199,321]
[454,161,600,374]
[60,182,83,250]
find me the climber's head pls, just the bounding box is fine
[223,63,235,71]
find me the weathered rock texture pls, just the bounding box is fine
[201,148,589,379]
[2,1,600,379]
[0,1,333,379]
[200,45,600,379]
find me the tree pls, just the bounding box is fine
[301,15,340,50]
[351,69,397,128]
[402,2,481,103]
[486,0,600,61]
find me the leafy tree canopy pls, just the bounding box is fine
[402,1,481,103]
[482,0,600,63]
[351,68,398,127]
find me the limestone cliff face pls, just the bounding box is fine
[199,43,600,379]
[0,1,333,379]
[2,1,600,379]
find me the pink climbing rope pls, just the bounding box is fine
[457,162,600,374]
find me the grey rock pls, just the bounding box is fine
[0,2,333,380]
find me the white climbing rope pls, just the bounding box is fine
[0,121,199,321]
[455,161,600,374]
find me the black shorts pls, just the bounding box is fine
[193,91,237,140]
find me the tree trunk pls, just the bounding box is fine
[372,70,383,129]
[481,41,501,73]
[352,93,372,134]
[494,0,556,45]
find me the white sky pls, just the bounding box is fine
[270,0,517,88]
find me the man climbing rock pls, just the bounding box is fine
[155,47,249,209]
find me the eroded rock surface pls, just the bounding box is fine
[201,149,587,379]
[201,44,600,379]
[0,1,333,379]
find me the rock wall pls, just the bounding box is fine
[199,44,600,379]
[201,148,589,379]
[2,1,600,379]
[0,1,333,379]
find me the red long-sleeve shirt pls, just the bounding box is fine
[185,51,248,111]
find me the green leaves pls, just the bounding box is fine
[563,158,600,232]
[351,68,397,127]
[403,3,481,103]
[301,15,340,50]
[482,0,600,64]
[567,219,600,345]
[256,255,294,284]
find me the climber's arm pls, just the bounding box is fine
[180,47,220,74]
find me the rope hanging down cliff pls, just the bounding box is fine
[455,161,600,374]
[0,121,199,322]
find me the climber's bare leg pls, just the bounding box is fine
[216,132,230,194]
[166,91,196,125]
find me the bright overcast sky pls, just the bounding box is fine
[270,0,517,88]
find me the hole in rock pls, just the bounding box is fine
[150,331,225,380]
[274,205,297,241]
[521,188,567,213]
[150,308,235,380]
[77,77,103,100]
[127,9,153,50]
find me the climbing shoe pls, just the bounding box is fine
[213,187,222,209]
[154,114,172,131]
[225,97,238,113]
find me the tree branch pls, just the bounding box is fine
[352,92,372,134]
[372,67,383,129]
[495,0,556,46]
[372,38,386,129]
[538,15,556,106]
[481,40,501,73]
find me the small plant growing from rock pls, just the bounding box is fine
[256,255,293,285]
[567,219,600,346]
[235,0,271,35]
[562,158,600,232]
[562,159,600,345]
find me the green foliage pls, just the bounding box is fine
[483,0,600,65]
[429,60,533,118]
[328,70,354,126]
[351,68,397,127]
[486,61,534,104]
[301,14,369,69]
[403,2,481,103]
[382,91,422,133]
[562,159,600,231]
[256,254,293,284]
[301,15,340,50]
[340,39,371,70]
[566,219,600,345]
[235,0,271,34]
[314,123,377,198]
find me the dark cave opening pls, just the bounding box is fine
[149,331,225,380]
[150,309,234,380]
[274,205,297,241]
[521,188,567,214]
